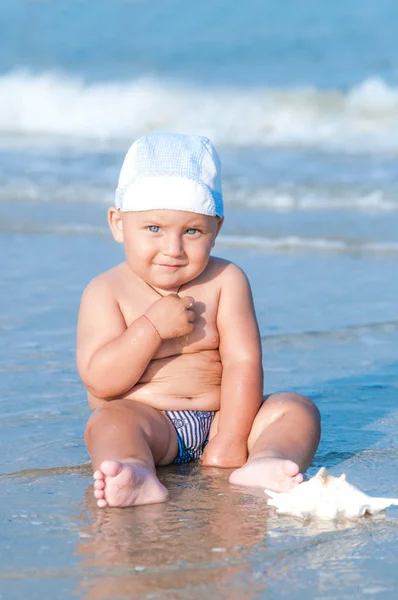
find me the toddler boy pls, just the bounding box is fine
[76,133,320,508]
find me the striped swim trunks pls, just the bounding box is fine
[162,410,216,464]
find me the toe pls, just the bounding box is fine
[283,460,300,477]
[97,498,108,508]
[94,489,104,499]
[100,460,123,478]
[292,472,304,484]
[94,480,105,490]
[93,470,104,480]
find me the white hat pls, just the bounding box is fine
[115,133,224,217]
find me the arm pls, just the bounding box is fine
[76,277,195,399]
[76,278,162,399]
[202,264,263,467]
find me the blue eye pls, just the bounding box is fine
[185,228,198,235]
[148,225,160,233]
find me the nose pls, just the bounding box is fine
[161,233,184,257]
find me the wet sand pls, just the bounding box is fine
[1,208,398,599]
[2,452,398,599]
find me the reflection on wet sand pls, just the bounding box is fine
[74,463,272,599]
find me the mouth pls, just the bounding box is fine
[156,264,185,269]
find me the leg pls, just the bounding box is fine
[85,400,178,508]
[229,392,321,492]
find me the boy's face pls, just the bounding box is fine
[109,209,223,291]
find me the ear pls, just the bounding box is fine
[212,216,224,246]
[108,207,124,243]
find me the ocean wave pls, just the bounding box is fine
[217,235,398,254]
[2,220,398,255]
[230,187,398,212]
[1,181,397,212]
[1,70,398,153]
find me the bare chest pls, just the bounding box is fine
[118,285,220,358]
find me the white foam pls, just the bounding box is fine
[1,70,398,153]
[217,235,398,254]
[1,180,396,212]
[218,234,348,252]
[229,187,398,212]
[3,218,398,255]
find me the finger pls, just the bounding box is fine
[181,295,195,309]
[186,309,196,323]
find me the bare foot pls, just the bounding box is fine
[93,460,168,508]
[229,457,304,492]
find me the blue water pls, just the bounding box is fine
[1,2,398,599]
[1,0,398,87]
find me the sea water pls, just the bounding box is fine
[1,1,398,599]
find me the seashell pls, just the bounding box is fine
[265,467,398,520]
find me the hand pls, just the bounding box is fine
[145,294,196,340]
[201,433,248,468]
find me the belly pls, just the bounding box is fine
[122,349,222,410]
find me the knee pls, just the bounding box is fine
[264,391,321,422]
[84,401,137,442]
[85,404,112,443]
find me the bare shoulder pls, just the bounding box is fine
[80,262,128,302]
[77,263,128,367]
[77,263,129,336]
[207,256,250,289]
[199,258,253,322]
[211,257,260,361]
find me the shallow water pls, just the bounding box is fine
[2,462,398,600]
[1,223,398,599]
